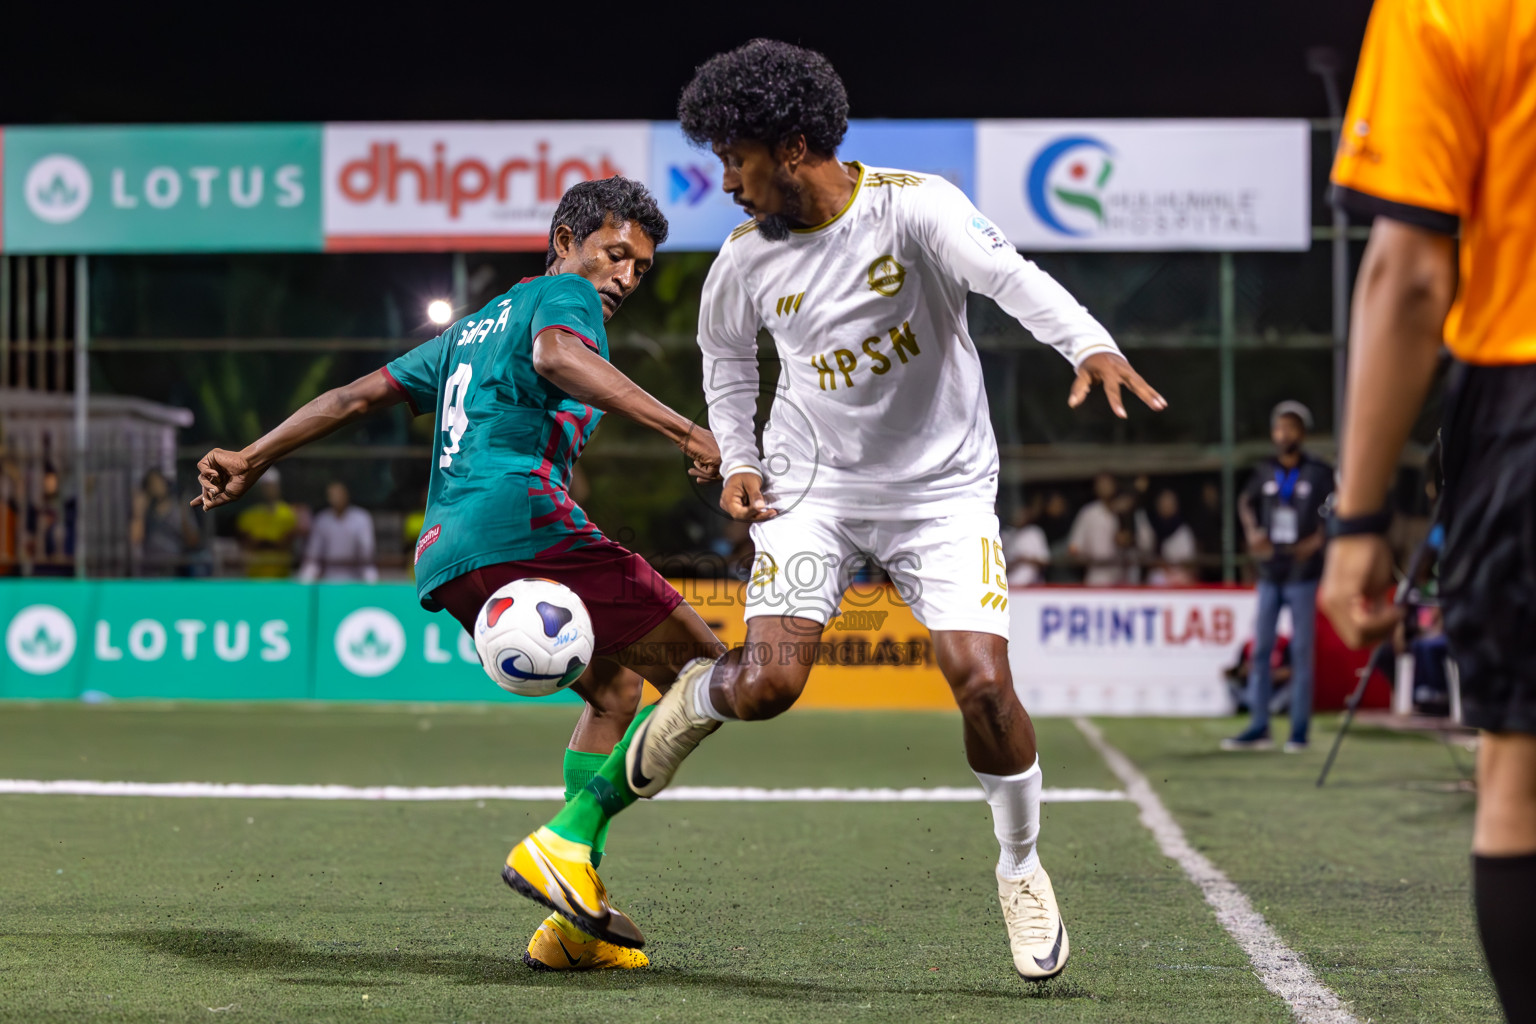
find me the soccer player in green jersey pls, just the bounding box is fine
[192,177,724,971]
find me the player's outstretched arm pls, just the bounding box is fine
[532,328,721,481]
[192,370,406,510]
[909,179,1166,418]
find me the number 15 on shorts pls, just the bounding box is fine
[980,537,1008,611]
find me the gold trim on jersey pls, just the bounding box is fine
[865,171,926,188]
[727,219,759,243]
[790,162,866,235]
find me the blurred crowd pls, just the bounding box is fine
[1000,472,1217,587]
[0,463,398,582]
[1,400,1443,592]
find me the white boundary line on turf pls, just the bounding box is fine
[0,779,1126,804]
[1072,717,1360,1024]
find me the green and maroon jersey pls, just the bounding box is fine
[384,273,608,607]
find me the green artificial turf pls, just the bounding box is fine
[0,703,1498,1022]
[1099,716,1498,1024]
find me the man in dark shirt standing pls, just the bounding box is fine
[1224,401,1334,751]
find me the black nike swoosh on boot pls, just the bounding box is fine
[628,716,656,791]
[1033,919,1065,973]
[555,936,582,967]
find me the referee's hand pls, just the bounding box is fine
[1319,534,1402,648]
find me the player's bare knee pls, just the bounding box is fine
[583,670,643,723]
[948,667,1015,723]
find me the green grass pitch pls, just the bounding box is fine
[0,704,1500,1022]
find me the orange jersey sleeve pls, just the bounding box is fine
[1330,0,1483,235]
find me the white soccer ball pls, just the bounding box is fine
[473,578,594,697]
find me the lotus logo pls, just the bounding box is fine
[350,630,391,659]
[334,608,405,677]
[24,155,93,225]
[6,604,78,675]
[1025,136,1115,237]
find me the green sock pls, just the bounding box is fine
[561,748,611,868]
[547,705,652,849]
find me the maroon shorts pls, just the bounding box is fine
[431,537,684,658]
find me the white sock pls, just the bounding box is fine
[974,757,1042,881]
[689,658,733,722]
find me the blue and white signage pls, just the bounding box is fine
[977,120,1310,251]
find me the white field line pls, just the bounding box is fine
[0,779,1125,804]
[1073,717,1359,1024]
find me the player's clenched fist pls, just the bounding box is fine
[720,471,777,522]
[191,448,263,510]
[679,426,722,482]
[1318,533,1401,648]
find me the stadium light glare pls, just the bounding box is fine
[427,299,453,325]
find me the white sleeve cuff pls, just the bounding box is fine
[724,464,763,480]
[1070,342,1123,369]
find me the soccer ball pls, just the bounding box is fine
[473,578,594,698]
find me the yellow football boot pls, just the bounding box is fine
[503,827,645,948]
[524,913,650,971]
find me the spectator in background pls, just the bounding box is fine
[0,453,19,576]
[300,481,378,583]
[1037,489,1076,583]
[236,468,298,578]
[1001,502,1051,586]
[1069,473,1139,585]
[129,468,201,577]
[1037,490,1073,546]
[1187,480,1225,582]
[25,465,76,577]
[1143,488,1199,585]
[1223,401,1333,752]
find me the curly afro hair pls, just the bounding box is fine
[545,176,668,268]
[678,39,849,157]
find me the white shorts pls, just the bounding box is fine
[745,509,1011,638]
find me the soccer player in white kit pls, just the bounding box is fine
[505,38,1166,979]
[636,38,1165,979]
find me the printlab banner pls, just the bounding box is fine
[977,120,1311,251]
[2,125,323,253]
[1007,588,1257,715]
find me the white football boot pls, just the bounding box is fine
[624,657,720,798]
[999,863,1070,981]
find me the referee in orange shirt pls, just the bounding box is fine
[1322,1,1536,1019]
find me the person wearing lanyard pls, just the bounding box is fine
[1224,401,1335,751]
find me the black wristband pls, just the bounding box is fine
[1327,508,1393,538]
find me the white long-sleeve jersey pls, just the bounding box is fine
[698,163,1122,519]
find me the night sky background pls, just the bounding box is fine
[2,1,1374,125]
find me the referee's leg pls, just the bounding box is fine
[1473,732,1536,1022]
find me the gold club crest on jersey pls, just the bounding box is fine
[867,255,906,297]
[750,552,778,586]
